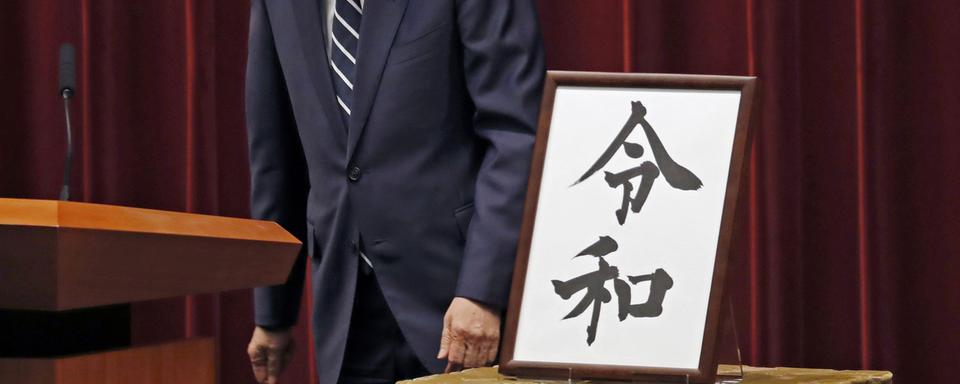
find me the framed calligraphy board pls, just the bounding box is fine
[500,72,757,383]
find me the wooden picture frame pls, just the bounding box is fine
[499,71,757,383]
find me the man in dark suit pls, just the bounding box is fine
[244,0,544,383]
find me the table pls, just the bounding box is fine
[400,365,893,383]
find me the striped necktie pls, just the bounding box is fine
[330,0,362,123]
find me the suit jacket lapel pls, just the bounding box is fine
[347,0,409,161]
[289,0,348,135]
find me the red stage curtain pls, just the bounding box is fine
[1,1,957,383]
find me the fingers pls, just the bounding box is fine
[266,347,282,384]
[437,314,451,360]
[485,340,499,365]
[484,327,500,366]
[440,298,503,371]
[462,332,497,368]
[249,328,294,384]
[462,343,478,369]
[446,326,500,370]
[467,344,487,368]
[269,339,295,384]
[444,334,466,373]
[248,345,269,383]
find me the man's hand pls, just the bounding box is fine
[248,326,295,384]
[437,297,502,372]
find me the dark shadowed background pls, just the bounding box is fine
[1,1,957,383]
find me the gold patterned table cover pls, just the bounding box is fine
[400,365,893,384]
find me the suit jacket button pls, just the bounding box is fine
[348,166,361,182]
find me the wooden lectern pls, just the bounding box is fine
[0,198,301,383]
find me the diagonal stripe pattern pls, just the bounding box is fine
[331,0,361,121]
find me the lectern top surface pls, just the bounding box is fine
[0,198,297,244]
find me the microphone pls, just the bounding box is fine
[58,43,76,200]
[59,44,76,99]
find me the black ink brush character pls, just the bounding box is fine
[552,236,674,345]
[574,101,703,225]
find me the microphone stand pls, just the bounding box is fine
[59,89,74,201]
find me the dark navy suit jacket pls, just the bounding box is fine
[246,0,544,382]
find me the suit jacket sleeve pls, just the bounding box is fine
[247,0,310,329]
[454,0,545,309]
